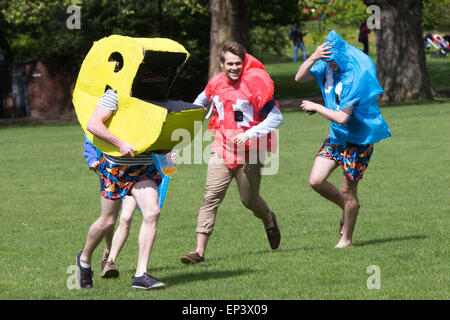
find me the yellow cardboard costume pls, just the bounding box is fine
[73,35,205,156]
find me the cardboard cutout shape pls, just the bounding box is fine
[73,35,205,156]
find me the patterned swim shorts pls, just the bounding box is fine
[316,136,374,181]
[97,156,162,200]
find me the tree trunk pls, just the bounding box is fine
[209,0,249,78]
[363,0,433,102]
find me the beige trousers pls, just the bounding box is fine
[196,151,271,234]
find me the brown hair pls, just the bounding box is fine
[220,42,247,63]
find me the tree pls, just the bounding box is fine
[208,0,249,77]
[0,0,211,101]
[363,0,433,102]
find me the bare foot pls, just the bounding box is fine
[335,240,353,248]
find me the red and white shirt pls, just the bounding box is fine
[194,54,282,169]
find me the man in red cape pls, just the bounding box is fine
[181,42,283,264]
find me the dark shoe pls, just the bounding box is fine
[339,213,344,235]
[266,211,281,250]
[180,252,204,264]
[132,273,165,290]
[76,251,94,289]
[101,260,120,278]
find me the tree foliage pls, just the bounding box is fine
[0,0,210,100]
[422,0,450,30]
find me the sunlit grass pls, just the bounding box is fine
[0,101,448,299]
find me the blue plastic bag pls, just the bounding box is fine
[310,30,391,146]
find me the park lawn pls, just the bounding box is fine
[0,100,449,300]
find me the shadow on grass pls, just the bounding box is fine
[209,246,321,263]
[162,269,256,286]
[355,235,427,247]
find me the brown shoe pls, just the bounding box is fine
[266,211,281,250]
[101,260,120,278]
[180,252,204,264]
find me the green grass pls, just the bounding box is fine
[0,101,449,299]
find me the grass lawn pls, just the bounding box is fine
[0,100,449,300]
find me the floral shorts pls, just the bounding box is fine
[316,136,374,181]
[98,156,162,200]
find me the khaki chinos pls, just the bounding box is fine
[196,151,272,234]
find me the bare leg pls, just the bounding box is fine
[195,233,210,258]
[335,176,359,248]
[107,196,137,263]
[81,197,121,265]
[130,180,160,276]
[309,156,345,211]
[104,228,114,252]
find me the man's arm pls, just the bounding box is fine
[193,90,209,107]
[295,42,331,83]
[83,139,100,170]
[86,106,136,157]
[300,100,354,125]
[232,104,283,145]
[194,90,215,119]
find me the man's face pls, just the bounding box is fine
[326,60,339,72]
[220,51,243,82]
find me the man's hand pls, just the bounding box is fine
[232,133,250,145]
[89,161,99,172]
[310,42,332,62]
[295,42,332,83]
[300,100,320,114]
[119,142,137,157]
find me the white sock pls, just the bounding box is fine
[80,260,91,269]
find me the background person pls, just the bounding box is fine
[289,23,308,62]
[358,21,371,55]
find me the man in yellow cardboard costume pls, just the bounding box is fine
[73,35,205,290]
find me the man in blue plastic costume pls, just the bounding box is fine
[295,30,391,248]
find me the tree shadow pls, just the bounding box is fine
[354,235,427,247]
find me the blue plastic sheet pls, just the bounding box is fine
[310,30,391,146]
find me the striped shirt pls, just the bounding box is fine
[98,89,153,165]
[98,88,119,111]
